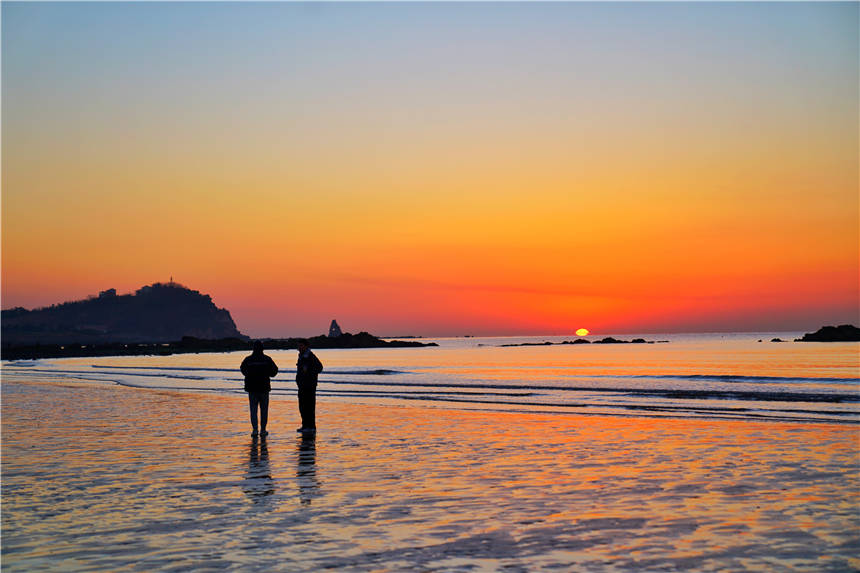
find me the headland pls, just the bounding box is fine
[0,282,436,360]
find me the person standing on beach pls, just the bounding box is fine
[296,339,323,433]
[240,341,279,437]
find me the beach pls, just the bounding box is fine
[3,376,858,572]
[4,2,858,570]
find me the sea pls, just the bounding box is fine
[4,332,858,424]
[3,332,860,571]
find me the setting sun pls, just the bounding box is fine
[576,328,590,336]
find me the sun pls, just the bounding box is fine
[575,328,589,336]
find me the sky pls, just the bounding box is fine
[2,2,858,337]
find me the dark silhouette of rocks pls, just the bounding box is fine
[796,324,860,342]
[771,338,784,343]
[328,320,343,338]
[1,331,437,361]
[2,281,244,346]
[260,331,437,351]
[502,336,658,347]
[2,304,437,360]
[593,337,652,344]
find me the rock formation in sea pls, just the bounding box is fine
[501,336,657,347]
[256,331,435,350]
[796,324,860,342]
[1,281,246,345]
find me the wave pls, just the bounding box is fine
[90,365,404,376]
[9,367,220,382]
[315,392,859,421]
[87,366,858,384]
[92,365,237,373]
[11,364,855,386]
[94,379,858,423]
[595,374,860,384]
[6,367,858,402]
[101,381,860,424]
[312,381,857,403]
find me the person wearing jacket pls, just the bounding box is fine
[296,339,323,433]
[240,340,279,437]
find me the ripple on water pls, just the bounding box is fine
[2,380,859,572]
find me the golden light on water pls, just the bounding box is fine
[576,328,589,336]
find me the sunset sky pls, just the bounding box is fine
[2,2,858,337]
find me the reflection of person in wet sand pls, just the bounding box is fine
[243,436,274,503]
[297,434,320,505]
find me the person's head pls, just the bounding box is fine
[297,339,309,352]
[252,340,264,354]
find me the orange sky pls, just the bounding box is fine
[2,3,858,336]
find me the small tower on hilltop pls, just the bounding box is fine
[329,319,343,338]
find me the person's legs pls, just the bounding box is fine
[298,383,317,429]
[259,393,269,434]
[297,386,308,429]
[306,383,316,429]
[248,392,260,434]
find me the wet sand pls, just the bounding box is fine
[2,378,859,571]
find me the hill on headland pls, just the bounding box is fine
[2,282,245,345]
[1,284,438,360]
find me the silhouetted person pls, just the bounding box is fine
[240,340,278,437]
[296,339,323,433]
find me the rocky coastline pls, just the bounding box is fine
[795,324,860,342]
[1,332,436,361]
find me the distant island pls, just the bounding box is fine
[796,324,860,342]
[1,282,436,360]
[501,337,666,347]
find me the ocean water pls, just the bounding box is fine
[3,332,858,423]
[3,332,859,571]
